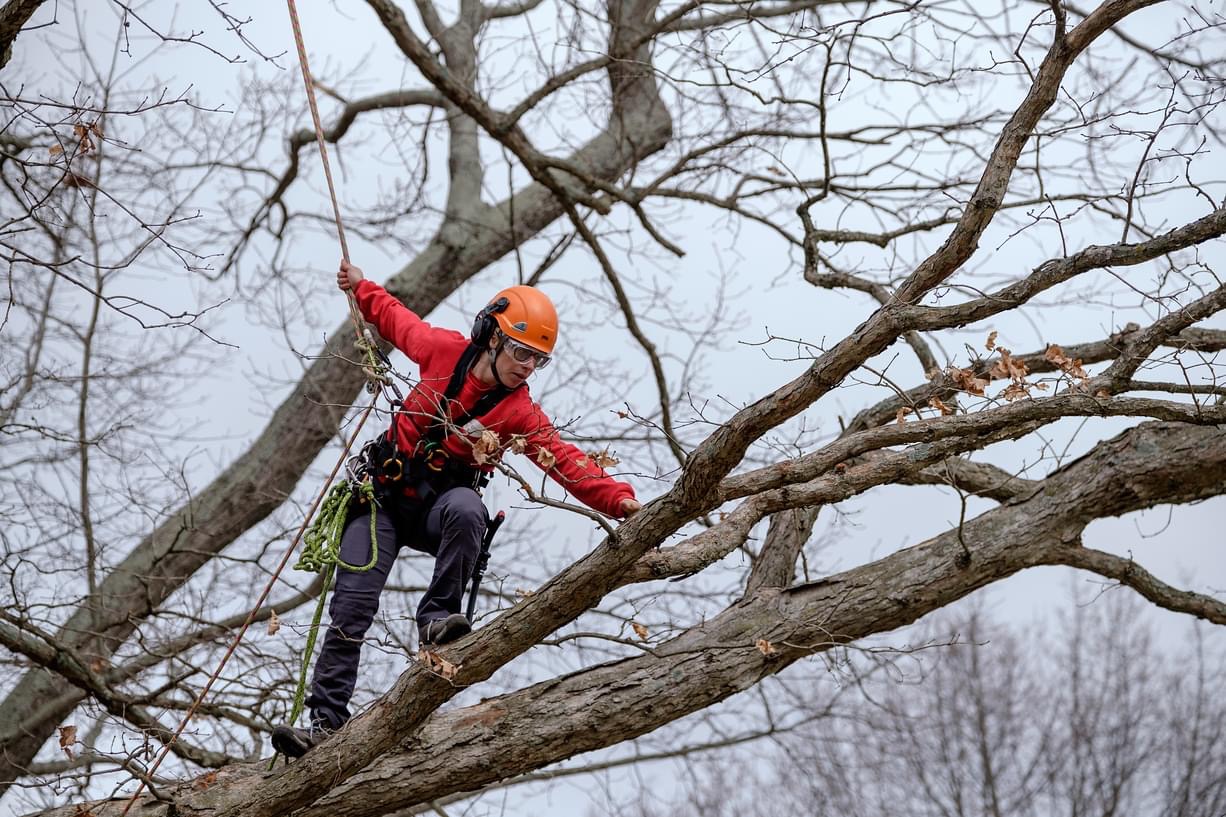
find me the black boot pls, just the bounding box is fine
[271,719,333,759]
[419,613,471,646]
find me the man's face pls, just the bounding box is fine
[491,335,549,387]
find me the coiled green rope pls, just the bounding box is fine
[287,478,379,725]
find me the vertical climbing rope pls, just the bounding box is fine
[119,398,375,814]
[118,3,387,811]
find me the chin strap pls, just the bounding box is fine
[487,341,510,390]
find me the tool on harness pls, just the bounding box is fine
[466,509,505,622]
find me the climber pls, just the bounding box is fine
[271,259,641,759]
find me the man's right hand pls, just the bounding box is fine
[337,258,364,291]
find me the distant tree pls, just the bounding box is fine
[618,594,1226,817]
[2,1,1225,815]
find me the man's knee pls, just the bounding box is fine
[328,587,381,639]
[439,488,486,534]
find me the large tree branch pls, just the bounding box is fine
[1048,545,1226,624]
[287,421,1226,816]
[63,421,1225,817]
[898,204,1226,333]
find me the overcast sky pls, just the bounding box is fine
[7,1,1226,813]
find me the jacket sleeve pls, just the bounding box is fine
[518,401,635,518]
[353,279,450,367]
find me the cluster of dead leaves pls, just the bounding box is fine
[418,648,459,681]
[896,394,957,425]
[472,429,501,465]
[576,448,619,470]
[1044,343,1089,380]
[989,347,1044,402]
[48,120,103,189]
[929,330,1100,416]
[465,429,534,465]
[49,120,103,158]
[932,333,1097,416]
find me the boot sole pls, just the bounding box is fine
[421,615,472,646]
[270,725,312,759]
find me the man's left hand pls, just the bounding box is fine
[619,498,642,519]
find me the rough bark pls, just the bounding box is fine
[33,421,1226,817]
[0,0,45,67]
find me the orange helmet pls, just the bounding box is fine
[473,285,558,355]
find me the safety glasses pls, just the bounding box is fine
[501,336,552,369]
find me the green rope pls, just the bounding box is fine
[287,478,379,726]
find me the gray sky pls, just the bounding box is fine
[6,1,1225,813]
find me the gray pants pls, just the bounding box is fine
[304,487,486,729]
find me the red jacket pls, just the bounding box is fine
[354,279,635,518]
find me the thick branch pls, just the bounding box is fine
[1048,545,1226,624]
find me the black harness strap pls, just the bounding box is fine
[384,343,513,457]
[419,343,512,453]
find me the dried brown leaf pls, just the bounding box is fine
[755,639,778,657]
[472,429,500,465]
[49,143,64,156]
[267,610,280,636]
[419,649,458,680]
[508,435,527,455]
[631,622,649,641]
[895,407,912,425]
[590,449,619,469]
[948,366,988,396]
[928,396,955,415]
[985,330,998,352]
[1001,382,1030,402]
[72,123,94,154]
[535,448,556,470]
[1044,344,1088,379]
[989,348,1030,383]
[514,586,535,599]
[58,725,76,759]
[63,172,95,189]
